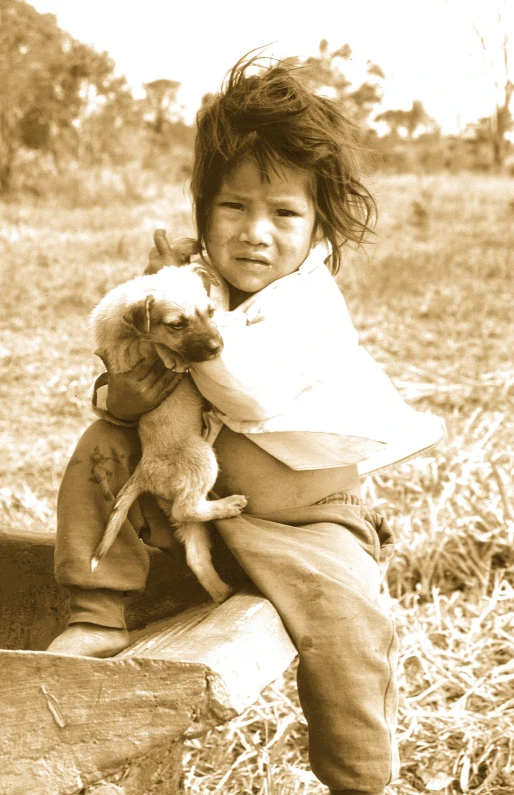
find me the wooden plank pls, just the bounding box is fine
[0,530,69,651]
[119,589,297,718]
[0,532,297,793]
[0,650,211,794]
[0,531,209,650]
[82,740,185,794]
[0,593,296,793]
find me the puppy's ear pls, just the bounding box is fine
[123,295,155,333]
[192,265,220,293]
[94,348,110,368]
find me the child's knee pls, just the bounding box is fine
[75,420,141,460]
[60,420,141,499]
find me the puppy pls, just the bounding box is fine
[90,243,247,602]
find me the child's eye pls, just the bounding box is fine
[276,208,297,217]
[219,202,243,210]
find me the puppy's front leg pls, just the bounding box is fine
[172,493,248,524]
[170,439,247,524]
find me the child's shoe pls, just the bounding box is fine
[46,623,130,658]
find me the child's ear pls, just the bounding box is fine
[123,295,155,333]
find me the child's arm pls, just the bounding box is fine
[94,354,182,424]
[92,231,190,424]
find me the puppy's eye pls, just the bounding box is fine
[166,320,187,330]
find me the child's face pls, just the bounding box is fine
[205,160,317,297]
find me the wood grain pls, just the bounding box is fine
[119,589,297,719]
[0,531,209,650]
[1,532,297,793]
[0,650,209,794]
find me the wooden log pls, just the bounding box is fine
[119,590,297,719]
[0,530,298,793]
[0,529,210,651]
[0,649,208,794]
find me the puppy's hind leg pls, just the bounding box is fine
[175,522,233,603]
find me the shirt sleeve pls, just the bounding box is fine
[91,373,138,428]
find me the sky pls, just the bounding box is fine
[30,0,513,134]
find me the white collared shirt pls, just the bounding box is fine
[191,246,445,474]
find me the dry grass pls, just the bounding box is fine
[1,172,514,793]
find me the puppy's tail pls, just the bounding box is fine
[91,475,143,572]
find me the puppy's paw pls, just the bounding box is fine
[208,581,234,603]
[204,493,248,521]
[222,493,248,516]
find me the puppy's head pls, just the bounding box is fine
[122,264,224,369]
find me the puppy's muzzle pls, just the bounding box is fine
[184,333,224,362]
[202,338,223,357]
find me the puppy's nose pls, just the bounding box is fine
[187,335,224,362]
[205,340,222,355]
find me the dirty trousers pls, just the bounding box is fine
[55,420,399,792]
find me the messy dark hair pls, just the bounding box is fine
[191,54,376,274]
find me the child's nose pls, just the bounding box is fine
[239,214,272,246]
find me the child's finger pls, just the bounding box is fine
[145,231,194,275]
[154,229,173,256]
[147,361,171,390]
[159,370,183,396]
[145,247,164,275]
[145,368,182,403]
[130,354,160,380]
[172,237,201,263]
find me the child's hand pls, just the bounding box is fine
[145,230,200,275]
[106,354,182,421]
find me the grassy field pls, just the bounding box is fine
[1,172,514,794]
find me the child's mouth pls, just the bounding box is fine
[235,257,272,268]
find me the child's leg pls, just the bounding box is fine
[215,495,398,795]
[49,420,175,655]
[55,420,151,597]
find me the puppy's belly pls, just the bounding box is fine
[213,426,360,514]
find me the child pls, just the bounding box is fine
[48,57,444,795]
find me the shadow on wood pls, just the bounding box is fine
[0,530,297,795]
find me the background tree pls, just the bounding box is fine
[199,92,216,112]
[292,39,384,126]
[0,0,134,190]
[473,5,513,168]
[0,0,58,189]
[143,79,181,136]
[140,79,195,175]
[78,81,143,166]
[375,101,435,139]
